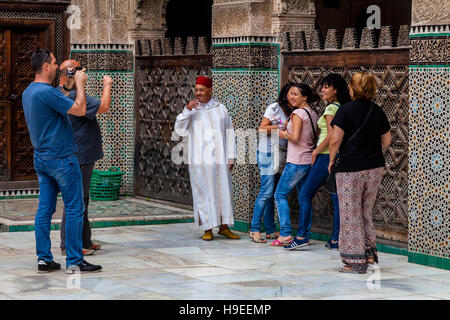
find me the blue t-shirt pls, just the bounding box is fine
[57,87,104,165]
[22,82,77,158]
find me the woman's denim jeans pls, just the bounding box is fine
[34,154,85,267]
[298,154,340,241]
[250,150,285,234]
[274,162,311,237]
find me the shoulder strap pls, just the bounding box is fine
[329,102,340,108]
[301,108,318,144]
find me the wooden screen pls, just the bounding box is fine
[283,49,409,242]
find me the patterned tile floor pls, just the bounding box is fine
[0,198,193,231]
[0,223,449,300]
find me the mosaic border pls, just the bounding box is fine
[212,43,280,71]
[410,24,450,37]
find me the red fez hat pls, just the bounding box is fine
[196,76,212,88]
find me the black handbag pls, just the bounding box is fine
[325,157,339,194]
[325,102,375,194]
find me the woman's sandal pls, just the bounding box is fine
[339,266,367,274]
[266,232,280,240]
[249,232,266,243]
[270,238,292,247]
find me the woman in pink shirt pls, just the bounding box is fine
[270,83,319,247]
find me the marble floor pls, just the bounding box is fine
[0,223,449,300]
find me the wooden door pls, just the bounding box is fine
[0,26,50,181]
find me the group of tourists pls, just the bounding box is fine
[177,72,391,275]
[249,72,391,274]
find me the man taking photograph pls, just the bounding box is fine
[22,49,102,274]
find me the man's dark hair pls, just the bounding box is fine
[31,49,52,74]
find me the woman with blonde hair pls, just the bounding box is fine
[329,72,392,274]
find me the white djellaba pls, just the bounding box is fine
[173,98,237,230]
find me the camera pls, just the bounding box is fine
[66,66,83,77]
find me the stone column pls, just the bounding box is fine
[211,0,280,231]
[408,0,450,270]
[69,0,135,196]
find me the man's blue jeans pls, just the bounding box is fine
[34,154,85,267]
[275,162,311,237]
[250,151,281,235]
[298,154,340,241]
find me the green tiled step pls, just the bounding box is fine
[3,218,194,233]
[408,252,450,271]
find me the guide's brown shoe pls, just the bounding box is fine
[218,227,241,240]
[202,230,213,241]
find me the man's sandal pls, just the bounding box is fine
[339,266,367,274]
[249,232,266,243]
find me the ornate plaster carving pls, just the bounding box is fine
[412,0,450,26]
[272,0,315,15]
[130,0,168,39]
[271,0,316,38]
[212,0,272,38]
[410,37,449,64]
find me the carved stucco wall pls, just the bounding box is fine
[212,0,273,38]
[411,0,450,26]
[129,0,168,39]
[70,0,133,44]
[69,0,318,43]
[212,0,316,38]
[271,0,315,37]
[69,0,173,44]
